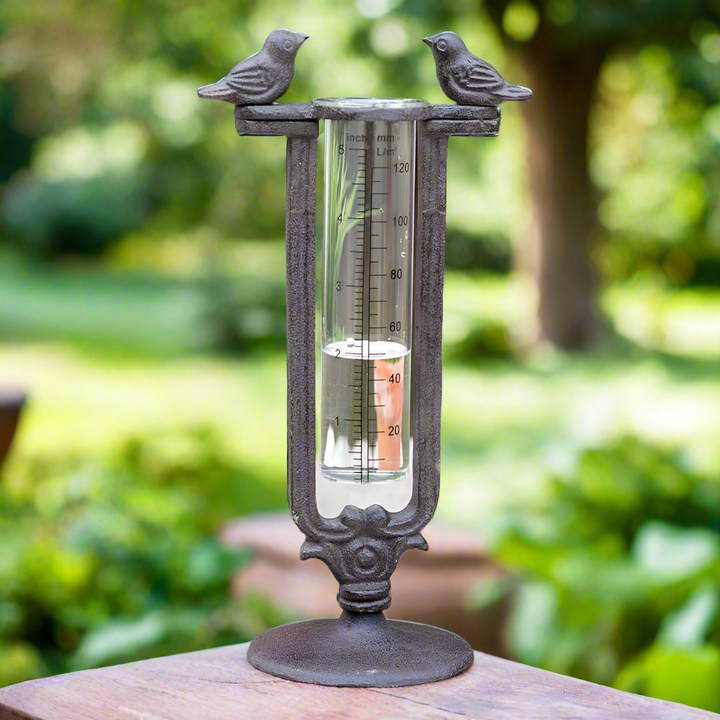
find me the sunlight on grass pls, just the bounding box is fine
[3,337,719,529]
[605,282,720,357]
[2,272,719,530]
[1,344,286,480]
[440,356,720,525]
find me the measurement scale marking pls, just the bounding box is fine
[327,127,407,483]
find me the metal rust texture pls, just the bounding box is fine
[426,118,499,137]
[250,120,468,688]
[287,116,445,614]
[247,611,473,687]
[221,104,495,615]
[233,102,499,130]
[428,104,500,120]
[236,119,318,138]
[234,103,318,138]
[284,133,318,567]
[235,102,316,120]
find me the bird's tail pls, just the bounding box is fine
[497,82,533,102]
[197,77,235,102]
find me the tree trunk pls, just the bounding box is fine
[513,29,609,350]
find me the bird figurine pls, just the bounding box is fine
[423,31,532,106]
[197,29,309,105]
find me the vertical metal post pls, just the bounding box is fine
[411,124,449,512]
[285,136,318,514]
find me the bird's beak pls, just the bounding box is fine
[197,77,230,99]
[295,32,309,44]
[423,35,437,47]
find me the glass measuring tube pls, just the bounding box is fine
[317,99,425,486]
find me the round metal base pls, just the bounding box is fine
[247,611,474,687]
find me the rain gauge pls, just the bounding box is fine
[199,32,530,688]
[316,99,428,515]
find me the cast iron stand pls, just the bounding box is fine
[227,102,500,686]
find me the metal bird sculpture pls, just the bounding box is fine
[423,31,532,106]
[197,29,309,105]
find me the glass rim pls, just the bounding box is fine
[313,97,429,109]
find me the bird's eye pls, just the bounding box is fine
[283,39,294,51]
[437,39,448,52]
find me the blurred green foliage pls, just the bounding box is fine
[0,428,288,686]
[0,0,720,711]
[0,258,293,356]
[594,43,720,286]
[474,438,720,712]
[2,300,720,707]
[0,0,537,280]
[202,270,288,354]
[3,174,148,258]
[2,0,720,286]
[0,260,524,359]
[444,228,512,273]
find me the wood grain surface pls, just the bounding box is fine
[0,642,716,720]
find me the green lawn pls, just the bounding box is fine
[2,267,720,702]
[3,342,718,527]
[1,262,719,524]
[0,265,205,356]
[0,242,287,357]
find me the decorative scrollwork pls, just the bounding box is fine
[299,505,428,612]
[282,112,450,617]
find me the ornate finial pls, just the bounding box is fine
[197,29,309,106]
[423,31,532,106]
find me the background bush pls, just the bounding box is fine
[0,428,288,683]
[1,1,720,713]
[474,438,720,713]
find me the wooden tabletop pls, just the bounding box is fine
[0,642,715,720]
